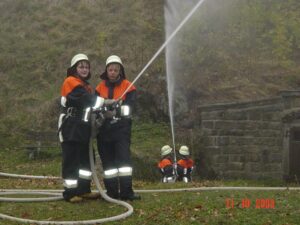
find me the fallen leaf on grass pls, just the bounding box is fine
[194,204,203,210]
[21,211,31,218]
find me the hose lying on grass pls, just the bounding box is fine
[2,166,300,225]
[0,138,134,225]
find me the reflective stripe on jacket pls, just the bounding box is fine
[59,75,94,142]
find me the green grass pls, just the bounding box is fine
[0,187,300,225]
[1,122,300,225]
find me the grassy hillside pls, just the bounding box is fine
[0,0,165,146]
[1,0,300,147]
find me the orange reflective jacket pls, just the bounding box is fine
[177,158,194,169]
[95,79,136,100]
[158,158,173,169]
[61,76,93,97]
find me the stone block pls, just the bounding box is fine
[229,154,245,162]
[226,162,245,170]
[261,112,281,121]
[214,155,229,163]
[222,171,246,179]
[229,136,254,146]
[215,120,236,130]
[263,163,282,172]
[247,110,262,120]
[201,129,219,136]
[201,121,214,129]
[201,111,225,120]
[223,111,248,120]
[245,153,261,162]
[205,146,222,155]
[221,129,244,136]
[216,136,230,146]
[269,153,283,163]
[223,146,242,154]
[250,163,262,172]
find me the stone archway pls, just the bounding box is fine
[282,108,300,181]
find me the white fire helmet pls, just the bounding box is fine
[106,55,123,66]
[179,145,190,156]
[70,54,89,67]
[161,145,172,156]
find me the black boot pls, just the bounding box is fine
[63,187,78,201]
[119,176,141,201]
[77,178,91,195]
[120,193,141,201]
[104,177,119,199]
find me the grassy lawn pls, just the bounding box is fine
[1,123,300,225]
[1,182,300,225]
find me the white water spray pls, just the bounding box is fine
[164,0,204,157]
[120,0,206,101]
[120,0,206,159]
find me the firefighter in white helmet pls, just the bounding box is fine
[176,145,194,183]
[95,55,140,201]
[58,53,114,203]
[157,145,175,183]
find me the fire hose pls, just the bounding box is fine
[0,135,134,224]
[2,168,300,224]
[3,0,300,223]
[0,0,210,220]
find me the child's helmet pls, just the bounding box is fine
[100,55,126,80]
[179,145,190,156]
[70,53,89,67]
[161,145,172,156]
[106,55,123,66]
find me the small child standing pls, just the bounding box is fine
[157,145,175,183]
[176,145,194,183]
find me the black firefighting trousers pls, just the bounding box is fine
[61,141,92,200]
[97,122,134,199]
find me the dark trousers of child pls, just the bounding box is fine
[97,136,134,199]
[61,141,92,200]
[160,165,174,182]
[176,165,192,182]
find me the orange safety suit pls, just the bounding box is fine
[176,158,194,182]
[59,75,97,201]
[158,157,174,182]
[95,77,137,200]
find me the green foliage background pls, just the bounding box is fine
[167,0,300,110]
[0,0,164,147]
[0,0,300,147]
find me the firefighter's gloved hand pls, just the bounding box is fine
[104,99,117,106]
[104,110,116,119]
[95,115,104,128]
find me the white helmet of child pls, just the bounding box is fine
[179,145,190,156]
[106,55,123,66]
[71,53,89,67]
[161,145,172,156]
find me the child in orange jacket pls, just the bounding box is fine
[157,145,175,183]
[176,145,194,183]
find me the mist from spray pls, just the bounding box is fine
[164,0,202,157]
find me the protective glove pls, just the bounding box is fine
[95,115,105,128]
[104,109,116,119]
[104,99,117,106]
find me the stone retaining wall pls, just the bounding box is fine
[194,90,300,180]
